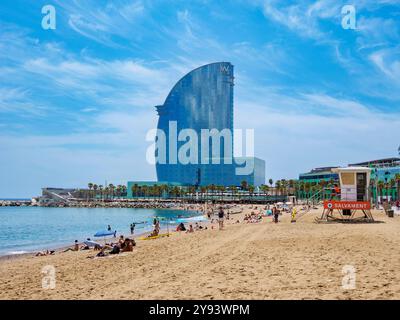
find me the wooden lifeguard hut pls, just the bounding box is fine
[316,167,374,223]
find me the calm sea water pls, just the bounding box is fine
[0,206,199,256]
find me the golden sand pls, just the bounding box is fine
[1,205,400,300]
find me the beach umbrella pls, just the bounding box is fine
[94,230,115,237]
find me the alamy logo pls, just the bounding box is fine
[146,121,254,175]
[41,5,56,30]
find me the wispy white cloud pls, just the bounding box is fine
[369,47,400,83]
[57,0,146,48]
[235,85,400,179]
[0,87,47,115]
[261,0,340,42]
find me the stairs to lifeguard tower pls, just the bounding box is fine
[296,190,323,220]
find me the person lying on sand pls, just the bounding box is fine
[94,244,114,257]
[194,222,204,230]
[35,250,55,256]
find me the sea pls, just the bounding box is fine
[0,206,200,256]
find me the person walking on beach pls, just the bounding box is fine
[218,207,225,230]
[291,207,297,223]
[130,223,135,235]
[273,206,279,223]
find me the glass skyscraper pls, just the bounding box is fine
[155,62,265,186]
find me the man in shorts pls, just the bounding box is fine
[218,207,225,230]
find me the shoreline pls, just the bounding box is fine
[0,209,211,261]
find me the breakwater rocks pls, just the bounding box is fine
[0,199,204,211]
[42,201,203,210]
[0,200,34,207]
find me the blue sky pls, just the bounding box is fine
[1,0,399,198]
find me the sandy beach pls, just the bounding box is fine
[1,204,400,300]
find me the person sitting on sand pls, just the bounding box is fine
[148,226,160,237]
[186,224,194,233]
[118,235,125,246]
[121,239,135,252]
[176,222,186,232]
[64,240,79,252]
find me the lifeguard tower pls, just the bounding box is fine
[316,167,374,223]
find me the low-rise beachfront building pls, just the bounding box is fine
[39,188,81,204]
[297,157,400,202]
[349,157,400,201]
[298,167,339,184]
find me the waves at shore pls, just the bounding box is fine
[0,205,205,257]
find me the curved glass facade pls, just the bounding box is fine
[155,62,235,186]
[155,62,265,187]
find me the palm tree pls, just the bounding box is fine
[104,186,110,200]
[296,180,304,199]
[377,180,384,203]
[188,186,196,201]
[319,180,327,200]
[108,184,115,200]
[93,184,98,200]
[98,185,104,200]
[268,179,273,188]
[121,185,127,198]
[395,174,400,201]
[200,186,207,201]
[131,184,139,198]
[281,179,288,198]
[209,184,216,200]
[275,180,282,197]
[260,184,269,202]
[217,185,225,201]
[229,185,237,201]
[87,183,93,201]
[115,185,122,199]
[248,185,255,200]
[389,178,396,201]
[304,182,311,200]
[369,179,375,203]
[142,185,148,199]
[288,179,295,195]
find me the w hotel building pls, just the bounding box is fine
[154,62,265,187]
